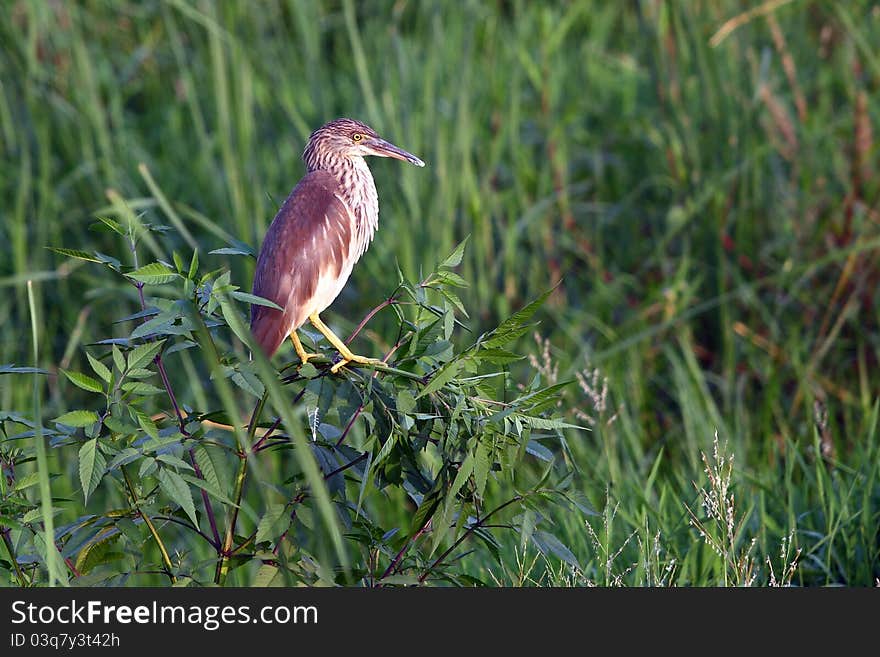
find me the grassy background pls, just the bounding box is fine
[2,0,879,585]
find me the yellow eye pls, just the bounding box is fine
[352,133,363,142]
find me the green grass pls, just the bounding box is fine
[1,0,879,586]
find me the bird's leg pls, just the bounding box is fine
[308,313,382,373]
[289,331,319,364]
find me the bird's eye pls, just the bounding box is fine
[352,133,363,142]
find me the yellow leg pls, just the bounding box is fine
[308,313,382,373]
[289,331,319,364]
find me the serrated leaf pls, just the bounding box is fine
[417,359,462,399]
[253,563,280,587]
[474,442,490,498]
[435,270,469,288]
[475,348,524,365]
[448,452,475,504]
[209,246,255,257]
[86,353,112,383]
[112,345,126,374]
[256,503,289,544]
[126,340,164,370]
[440,236,469,269]
[179,473,237,506]
[46,247,103,263]
[531,530,580,569]
[92,216,125,235]
[126,368,155,379]
[136,413,159,439]
[518,415,586,431]
[194,446,222,496]
[121,382,165,395]
[79,439,106,502]
[480,288,553,348]
[126,262,179,285]
[158,468,198,527]
[410,489,442,538]
[54,410,99,428]
[62,369,104,394]
[75,533,120,575]
[188,249,199,279]
[525,439,554,462]
[156,454,194,472]
[397,390,416,415]
[13,471,41,491]
[231,291,283,310]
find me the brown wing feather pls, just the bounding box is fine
[250,170,353,356]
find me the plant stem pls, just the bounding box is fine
[378,520,430,582]
[214,394,266,585]
[1,528,29,586]
[121,464,177,584]
[418,495,523,584]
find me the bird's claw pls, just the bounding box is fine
[330,355,383,374]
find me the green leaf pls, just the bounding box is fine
[531,530,580,569]
[156,454,194,471]
[447,452,475,504]
[86,353,112,383]
[209,245,255,257]
[121,382,165,396]
[0,364,48,375]
[417,359,463,399]
[46,247,103,263]
[126,340,165,370]
[475,348,524,365]
[440,236,469,269]
[397,390,416,415]
[179,473,237,506]
[13,471,41,491]
[158,468,198,527]
[112,345,126,375]
[253,563,280,587]
[54,410,99,427]
[126,262,179,285]
[410,489,442,538]
[474,441,490,498]
[79,439,106,502]
[255,503,289,544]
[480,288,554,349]
[62,369,104,394]
[520,508,537,552]
[518,415,586,431]
[136,413,159,440]
[231,291,283,310]
[194,446,223,496]
[188,249,199,279]
[75,534,120,576]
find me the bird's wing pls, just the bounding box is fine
[250,170,353,356]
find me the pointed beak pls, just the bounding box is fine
[365,138,425,167]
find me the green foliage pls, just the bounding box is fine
[3,214,586,585]
[2,1,880,587]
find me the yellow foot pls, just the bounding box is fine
[289,332,319,365]
[330,354,383,374]
[307,313,381,374]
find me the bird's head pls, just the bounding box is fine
[303,118,425,171]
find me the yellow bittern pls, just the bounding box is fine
[250,118,425,372]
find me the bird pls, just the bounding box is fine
[250,118,425,373]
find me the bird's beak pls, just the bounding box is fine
[365,138,425,167]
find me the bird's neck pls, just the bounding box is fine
[320,157,379,258]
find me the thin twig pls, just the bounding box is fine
[418,495,523,584]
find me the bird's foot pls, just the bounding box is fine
[330,353,383,374]
[290,332,319,365]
